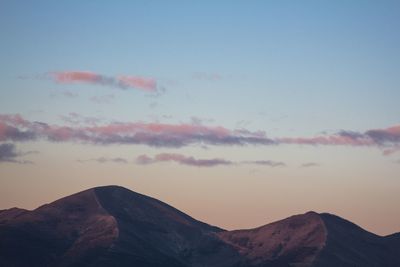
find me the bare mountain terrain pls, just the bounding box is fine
[0,186,399,267]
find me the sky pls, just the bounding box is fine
[0,1,399,235]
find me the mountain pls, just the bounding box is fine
[0,186,240,267]
[219,212,400,267]
[0,186,399,267]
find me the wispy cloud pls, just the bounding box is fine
[190,116,215,125]
[118,75,157,91]
[49,90,79,98]
[49,71,158,92]
[59,112,102,126]
[300,162,320,168]
[382,146,400,156]
[90,94,115,104]
[77,157,128,164]
[242,160,286,167]
[136,153,233,167]
[136,153,286,168]
[276,127,400,151]
[278,127,400,147]
[0,143,37,164]
[149,102,158,109]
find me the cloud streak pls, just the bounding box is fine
[1,114,399,154]
[136,153,234,167]
[0,114,275,147]
[242,160,286,167]
[300,162,320,168]
[382,146,400,156]
[277,126,400,147]
[77,157,128,164]
[59,112,103,126]
[136,153,285,168]
[49,71,158,92]
[90,94,115,104]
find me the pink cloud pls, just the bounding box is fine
[0,114,274,147]
[136,154,153,164]
[0,114,30,127]
[52,71,99,83]
[382,146,400,156]
[49,71,158,92]
[386,125,400,135]
[118,76,157,92]
[1,113,399,155]
[278,135,375,146]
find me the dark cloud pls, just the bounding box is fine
[136,153,234,167]
[0,143,37,164]
[300,162,320,168]
[365,126,400,144]
[137,153,286,168]
[242,160,286,167]
[338,130,365,139]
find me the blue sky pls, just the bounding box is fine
[2,1,399,130]
[0,1,399,235]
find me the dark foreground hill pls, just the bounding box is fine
[0,186,399,267]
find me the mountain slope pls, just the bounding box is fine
[219,211,400,267]
[218,211,327,266]
[0,188,118,267]
[0,186,240,267]
[312,213,400,267]
[0,185,399,267]
[91,186,240,267]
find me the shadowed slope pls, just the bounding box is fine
[92,186,240,267]
[312,213,400,267]
[0,188,118,267]
[0,208,28,223]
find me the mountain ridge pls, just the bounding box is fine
[0,185,399,267]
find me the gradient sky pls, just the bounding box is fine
[1,1,400,235]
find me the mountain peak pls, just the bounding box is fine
[218,211,327,266]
